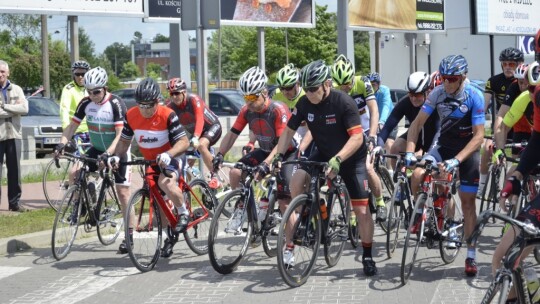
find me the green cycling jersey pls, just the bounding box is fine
[272,87,306,110]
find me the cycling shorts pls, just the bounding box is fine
[86,147,132,186]
[201,124,222,147]
[516,194,540,227]
[422,146,479,193]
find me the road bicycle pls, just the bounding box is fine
[51,153,123,260]
[469,210,540,304]
[401,158,464,285]
[276,159,350,288]
[122,159,217,272]
[207,162,281,274]
[384,153,415,259]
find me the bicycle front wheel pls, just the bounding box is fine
[479,167,492,213]
[125,189,162,272]
[377,166,395,233]
[208,189,251,274]
[480,273,511,304]
[439,192,464,264]
[386,182,405,259]
[324,185,350,267]
[401,192,426,285]
[96,181,123,245]
[277,194,321,288]
[51,186,81,261]
[184,179,215,255]
[43,157,74,211]
[262,192,281,257]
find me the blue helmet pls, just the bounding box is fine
[439,55,468,76]
[367,72,381,83]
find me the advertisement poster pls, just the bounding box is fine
[220,0,314,28]
[0,0,144,17]
[473,0,538,35]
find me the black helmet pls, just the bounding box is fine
[135,77,161,103]
[300,60,330,88]
[499,47,524,62]
[71,60,90,71]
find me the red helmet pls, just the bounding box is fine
[429,71,443,89]
[167,78,187,92]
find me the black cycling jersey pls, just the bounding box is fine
[503,80,522,107]
[486,73,514,110]
[379,96,440,145]
[288,89,366,159]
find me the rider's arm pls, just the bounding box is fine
[366,98,379,138]
[378,100,404,143]
[104,98,128,155]
[515,130,540,179]
[191,95,205,138]
[335,94,364,161]
[217,106,248,155]
[493,104,510,141]
[377,86,393,124]
[406,110,430,153]
[483,92,493,113]
[494,120,510,151]
[60,122,79,145]
[275,127,296,156]
[217,131,238,156]
[298,130,313,154]
[263,103,292,164]
[59,85,73,129]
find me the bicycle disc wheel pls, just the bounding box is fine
[401,193,426,285]
[208,189,251,274]
[51,186,81,261]
[262,193,281,257]
[324,185,350,267]
[125,189,162,272]
[96,181,123,246]
[184,179,215,255]
[377,166,395,233]
[43,157,74,211]
[386,183,404,259]
[277,194,321,288]
[439,192,463,264]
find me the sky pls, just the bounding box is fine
[47,0,337,55]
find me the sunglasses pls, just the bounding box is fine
[528,85,537,94]
[74,72,85,77]
[280,86,295,92]
[305,85,321,93]
[408,92,424,98]
[87,89,103,96]
[442,75,461,83]
[243,94,260,103]
[138,102,156,109]
[170,91,182,96]
[502,62,518,68]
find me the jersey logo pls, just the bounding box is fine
[307,113,314,122]
[459,104,469,113]
[281,114,287,123]
[138,136,159,143]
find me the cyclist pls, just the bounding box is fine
[166,77,222,187]
[274,60,377,276]
[54,67,132,254]
[378,71,440,169]
[478,48,524,197]
[108,77,191,258]
[367,72,395,154]
[405,55,485,276]
[59,60,91,145]
[331,54,387,223]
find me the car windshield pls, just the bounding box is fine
[27,97,60,116]
[221,91,245,108]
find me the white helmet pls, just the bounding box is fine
[514,63,529,80]
[407,71,430,94]
[84,67,108,90]
[239,66,267,95]
[528,61,540,86]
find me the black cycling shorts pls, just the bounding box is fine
[86,147,131,185]
[202,123,222,147]
[423,146,480,193]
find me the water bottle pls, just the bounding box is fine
[258,197,269,223]
[320,198,328,220]
[394,188,402,203]
[525,267,540,303]
[433,195,445,231]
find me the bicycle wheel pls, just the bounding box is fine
[184,179,215,255]
[324,185,350,267]
[125,189,162,272]
[277,194,321,288]
[43,157,74,211]
[480,273,511,304]
[348,211,360,248]
[386,182,405,259]
[377,166,395,233]
[479,167,492,213]
[208,189,251,274]
[401,192,426,285]
[439,192,464,264]
[51,186,81,261]
[262,192,280,257]
[534,246,540,264]
[96,180,123,246]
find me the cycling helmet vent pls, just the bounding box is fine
[71,60,90,71]
[276,64,299,87]
[302,60,331,88]
[331,55,354,85]
[439,55,468,76]
[367,72,381,84]
[239,66,267,95]
[135,77,161,103]
[514,63,529,80]
[84,67,108,90]
[407,71,430,94]
[167,78,187,92]
[499,47,524,62]
[528,61,540,86]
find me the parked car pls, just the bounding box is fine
[111,88,165,109]
[390,88,407,105]
[21,96,63,158]
[208,89,244,116]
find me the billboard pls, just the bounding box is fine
[348,0,444,32]
[0,0,143,17]
[144,0,181,23]
[472,0,538,35]
[220,0,314,28]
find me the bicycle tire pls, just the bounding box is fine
[479,167,493,213]
[386,182,405,259]
[534,246,540,265]
[51,186,81,261]
[401,192,427,285]
[480,273,512,304]
[43,157,74,211]
[184,179,215,255]
[125,189,162,272]
[323,185,350,267]
[348,211,360,249]
[277,194,321,288]
[439,192,463,264]
[262,190,280,257]
[377,166,395,233]
[96,179,123,246]
[208,189,251,274]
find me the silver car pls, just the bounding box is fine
[21,96,63,158]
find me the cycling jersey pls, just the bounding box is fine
[502,90,533,133]
[334,75,376,130]
[516,86,540,176]
[72,93,126,152]
[59,81,88,134]
[272,87,305,110]
[288,89,366,160]
[379,96,440,147]
[503,80,522,107]
[167,93,220,138]
[122,105,187,160]
[374,84,393,124]
[422,83,485,151]
[231,100,292,153]
[485,73,514,111]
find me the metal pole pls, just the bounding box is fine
[285,29,289,64]
[41,15,51,98]
[489,34,496,129]
[218,29,221,88]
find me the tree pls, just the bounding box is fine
[146,62,162,80]
[153,33,169,43]
[120,61,141,80]
[0,14,40,40]
[104,42,131,77]
[79,27,96,66]
[354,31,371,75]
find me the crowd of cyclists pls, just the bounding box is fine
[50,28,540,299]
